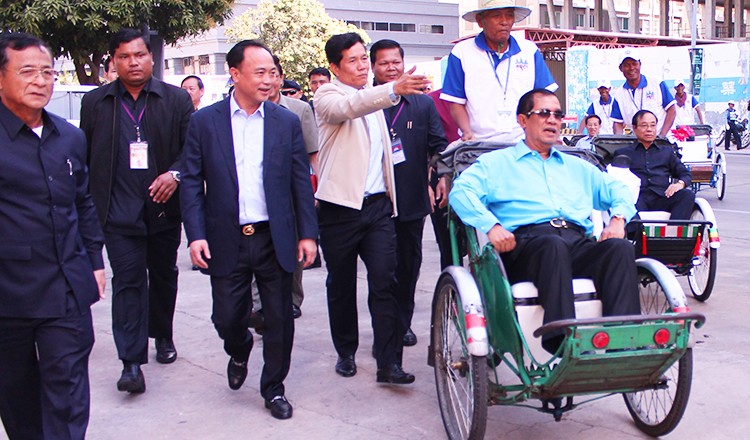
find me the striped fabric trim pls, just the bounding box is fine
[643,225,701,238]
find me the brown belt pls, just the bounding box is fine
[362,192,387,207]
[241,221,269,236]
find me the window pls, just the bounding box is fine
[375,22,388,31]
[199,55,210,75]
[360,21,374,30]
[419,24,444,34]
[576,13,585,28]
[346,20,360,27]
[390,23,402,31]
[618,17,629,31]
[182,57,194,74]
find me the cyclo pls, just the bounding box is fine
[428,141,706,440]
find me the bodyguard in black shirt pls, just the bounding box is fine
[80,28,194,393]
[615,109,694,219]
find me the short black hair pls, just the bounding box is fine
[272,55,284,78]
[516,89,557,116]
[325,33,364,66]
[308,67,331,80]
[109,28,150,56]
[584,114,602,125]
[103,56,113,73]
[632,109,657,126]
[369,39,404,65]
[226,40,273,70]
[0,32,51,71]
[181,75,204,90]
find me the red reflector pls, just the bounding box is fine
[654,328,671,345]
[591,331,609,349]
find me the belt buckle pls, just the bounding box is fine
[550,218,568,229]
[242,224,255,236]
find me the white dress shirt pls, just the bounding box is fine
[230,93,269,223]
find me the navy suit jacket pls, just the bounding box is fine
[0,103,104,318]
[180,98,318,276]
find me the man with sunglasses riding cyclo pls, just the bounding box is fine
[450,89,641,355]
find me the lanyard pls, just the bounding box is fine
[627,87,644,112]
[121,99,147,142]
[487,50,512,104]
[386,101,405,139]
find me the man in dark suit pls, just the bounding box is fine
[371,39,448,347]
[0,33,105,440]
[180,40,318,420]
[80,28,194,393]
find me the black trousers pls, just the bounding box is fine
[318,197,403,369]
[636,188,695,220]
[0,293,94,440]
[394,217,425,331]
[501,225,641,352]
[726,121,741,148]
[210,230,293,400]
[429,203,453,270]
[105,225,180,364]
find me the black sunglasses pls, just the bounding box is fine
[526,109,565,120]
[280,90,298,96]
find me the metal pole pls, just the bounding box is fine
[691,0,698,48]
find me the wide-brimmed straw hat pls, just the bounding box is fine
[462,0,532,23]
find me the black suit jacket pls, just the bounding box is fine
[0,103,104,318]
[384,94,447,221]
[615,140,692,198]
[180,98,318,276]
[80,78,194,228]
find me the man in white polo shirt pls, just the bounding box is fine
[612,49,676,137]
[579,79,621,135]
[671,79,704,127]
[440,0,557,144]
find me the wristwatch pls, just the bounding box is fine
[169,170,181,182]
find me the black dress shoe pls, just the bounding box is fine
[376,363,415,384]
[403,328,417,347]
[155,338,177,364]
[335,355,356,377]
[292,304,302,319]
[227,358,248,390]
[265,395,293,420]
[117,362,146,393]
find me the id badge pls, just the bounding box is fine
[130,141,149,169]
[496,110,514,133]
[391,137,406,165]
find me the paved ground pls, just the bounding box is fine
[3,149,749,440]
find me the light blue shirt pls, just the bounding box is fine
[449,141,636,234]
[575,136,595,152]
[230,93,269,223]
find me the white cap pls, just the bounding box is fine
[673,79,687,88]
[461,0,532,23]
[620,48,641,65]
[597,79,611,89]
[728,100,736,105]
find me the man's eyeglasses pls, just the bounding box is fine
[637,123,657,130]
[526,109,565,120]
[280,90,298,96]
[16,67,58,83]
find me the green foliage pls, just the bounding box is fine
[225,0,369,89]
[0,0,234,84]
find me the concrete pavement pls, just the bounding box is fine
[3,151,750,439]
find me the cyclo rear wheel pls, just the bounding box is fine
[623,266,693,437]
[687,208,717,301]
[433,273,488,440]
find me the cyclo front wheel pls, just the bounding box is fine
[432,273,488,440]
[623,265,693,437]
[687,208,717,301]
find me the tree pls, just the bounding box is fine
[225,0,369,88]
[0,0,234,85]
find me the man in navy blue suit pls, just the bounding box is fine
[0,33,105,440]
[180,40,318,420]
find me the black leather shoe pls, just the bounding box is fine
[335,355,356,377]
[155,338,177,364]
[403,328,417,347]
[117,362,146,393]
[292,304,302,319]
[265,395,293,420]
[227,358,248,390]
[376,363,415,384]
